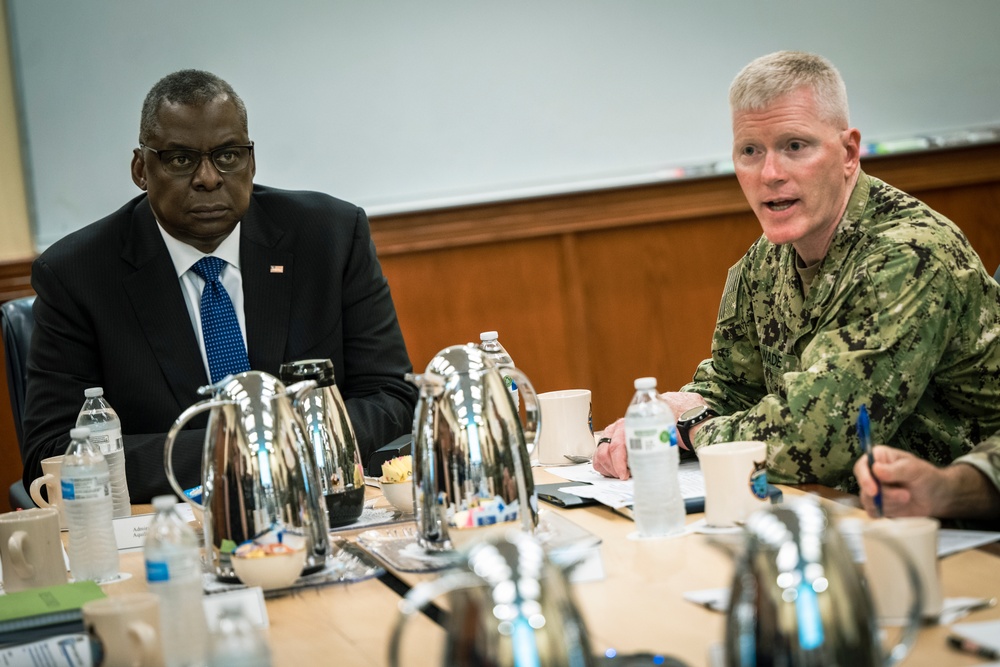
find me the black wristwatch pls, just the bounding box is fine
[676,405,718,450]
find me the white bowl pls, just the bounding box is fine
[231,548,307,591]
[379,479,414,514]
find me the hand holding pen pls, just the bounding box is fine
[856,404,884,517]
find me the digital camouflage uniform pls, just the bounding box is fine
[685,171,1000,493]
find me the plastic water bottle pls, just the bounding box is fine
[62,426,120,582]
[208,605,273,667]
[145,495,208,667]
[480,331,519,410]
[625,377,685,537]
[76,387,131,518]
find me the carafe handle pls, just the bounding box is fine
[505,367,539,455]
[865,531,923,667]
[163,398,231,511]
[388,572,482,667]
[504,367,539,533]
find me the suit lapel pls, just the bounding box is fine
[121,199,209,402]
[241,196,293,373]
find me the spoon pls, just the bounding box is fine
[564,455,592,464]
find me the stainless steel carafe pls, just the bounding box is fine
[279,359,365,528]
[389,530,596,667]
[406,344,540,552]
[724,498,922,667]
[164,371,331,580]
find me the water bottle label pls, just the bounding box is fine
[88,427,123,454]
[626,424,678,451]
[146,559,171,583]
[61,476,111,501]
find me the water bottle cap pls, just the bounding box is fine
[70,426,91,439]
[479,331,498,342]
[84,387,105,398]
[152,495,179,511]
[634,377,657,390]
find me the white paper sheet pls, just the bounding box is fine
[937,529,1000,558]
[542,460,705,509]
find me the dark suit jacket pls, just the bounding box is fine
[22,185,418,502]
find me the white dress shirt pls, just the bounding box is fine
[156,222,247,382]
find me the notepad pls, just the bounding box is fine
[0,580,106,646]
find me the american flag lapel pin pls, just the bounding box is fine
[270,265,284,274]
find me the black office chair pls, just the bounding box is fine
[2,296,37,509]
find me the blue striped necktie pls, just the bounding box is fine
[191,256,251,383]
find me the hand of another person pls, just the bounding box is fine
[593,418,629,480]
[854,444,1000,520]
[852,445,944,518]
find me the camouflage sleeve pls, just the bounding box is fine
[686,246,962,489]
[953,435,1000,494]
[682,255,769,415]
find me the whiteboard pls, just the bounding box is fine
[8,0,1000,249]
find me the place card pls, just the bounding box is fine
[112,513,154,552]
[202,587,269,630]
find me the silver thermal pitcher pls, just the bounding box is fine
[164,371,331,580]
[389,530,596,667]
[724,498,922,667]
[406,344,540,552]
[280,359,365,528]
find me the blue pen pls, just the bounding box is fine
[857,404,883,517]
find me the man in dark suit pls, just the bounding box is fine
[21,70,418,502]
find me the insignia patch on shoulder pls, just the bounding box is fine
[718,259,742,323]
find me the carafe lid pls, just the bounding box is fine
[279,358,336,387]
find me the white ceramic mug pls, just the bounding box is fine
[862,517,942,622]
[83,593,166,667]
[29,455,67,529]
[698,440,769,527]
[0,507,68,592]
[536,389,595,465]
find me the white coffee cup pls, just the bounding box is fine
[862,517,942,622]
[536,389,595,465]
[83,593,166,667]
[698,440,769,527]
[0,507,68,592]
[30,455,67,529]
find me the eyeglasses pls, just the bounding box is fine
[139,142,254,177]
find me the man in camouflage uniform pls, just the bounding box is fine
[595,51,1000,523]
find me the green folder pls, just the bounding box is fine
[0,580,106,646]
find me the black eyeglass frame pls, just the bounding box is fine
[138,141,255,175]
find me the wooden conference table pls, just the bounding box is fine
[109,470,1000,667]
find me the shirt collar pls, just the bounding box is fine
[156,221,243,277]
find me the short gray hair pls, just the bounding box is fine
[139,69,248,143]
[729,51,849,128]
